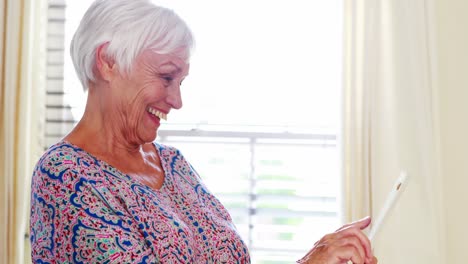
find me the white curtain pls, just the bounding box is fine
[0,0,47,263]
[343,0,446,263]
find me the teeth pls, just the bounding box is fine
[148,107,167,121]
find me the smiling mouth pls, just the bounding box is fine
[147,107,167,121]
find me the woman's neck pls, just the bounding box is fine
[65,86,143,159]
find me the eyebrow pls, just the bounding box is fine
[159,62,182,73]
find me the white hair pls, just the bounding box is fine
[70,0,194,91]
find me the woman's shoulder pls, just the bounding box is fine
[154,141,181,155]
[153,142,189,163]
[33,140,100,181]
[37,140,95,164]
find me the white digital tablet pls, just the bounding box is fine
[368,171,409,241]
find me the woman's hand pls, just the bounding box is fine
[297,216,378,264]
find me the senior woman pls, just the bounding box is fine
[30,0,377,263]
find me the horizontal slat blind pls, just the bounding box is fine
[45,0,68,150]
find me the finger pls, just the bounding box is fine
[364,256,378,264]
[335,236,366,263]
[335,245,364,264]
[336,216,371,232]
[334,226,373,260]
[353,216,372,230]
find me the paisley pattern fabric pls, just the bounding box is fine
[30,141,250,263]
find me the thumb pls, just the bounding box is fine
[353,216,372,230]
[336,216,371,232]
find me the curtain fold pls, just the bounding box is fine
[342,0,377,224]
[343,0,446,263]
[0,0,47,263]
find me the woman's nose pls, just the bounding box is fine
[166,84,183,109]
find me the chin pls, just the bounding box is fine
[147,130,159,143]
[145,135,157,144]
[136,131,158,145]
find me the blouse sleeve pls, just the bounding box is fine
[30,152,159,264]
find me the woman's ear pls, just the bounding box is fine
[94,42,117,82]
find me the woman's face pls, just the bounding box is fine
[110,49,189,145]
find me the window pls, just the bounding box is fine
[44,0,343,263]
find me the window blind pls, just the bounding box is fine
[45,0,70,149]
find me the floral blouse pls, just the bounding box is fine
[30,141,250,263]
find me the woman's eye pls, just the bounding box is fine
[162,76,173,82]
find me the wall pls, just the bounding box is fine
[435,0,468,263]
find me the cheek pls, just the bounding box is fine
[143,82,167,101]
[127,77,166,110]
[129,82,152,103]
[121,89,148,117]
[131,94,150,116]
